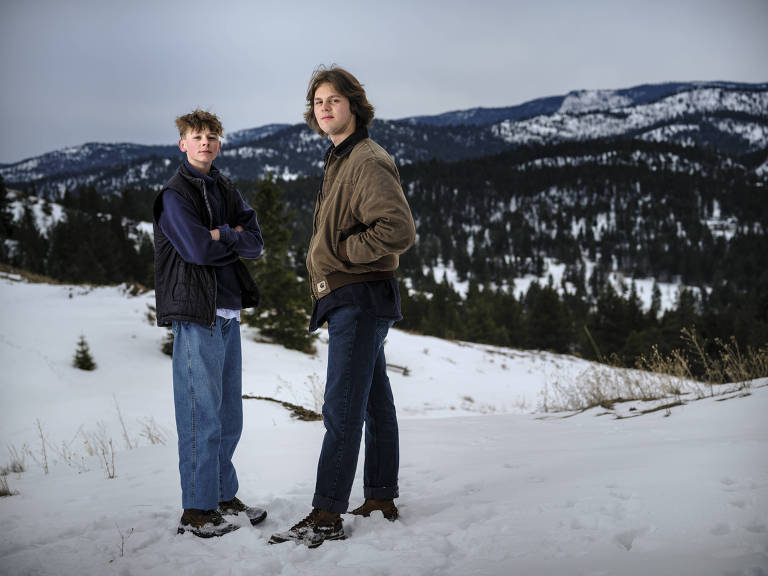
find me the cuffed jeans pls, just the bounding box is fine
[172,317,242,510]
[313,305,400,514]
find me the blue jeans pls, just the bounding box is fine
[313,305,399,514]
[172,317,242,510]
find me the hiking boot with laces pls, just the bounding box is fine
[218,496,267,526]
[177,508,240,538]
[268,508,345,548]
[349,498,398,521]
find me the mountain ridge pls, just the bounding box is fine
[2,80,766,196]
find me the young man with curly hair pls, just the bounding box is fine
[270,68,415,548]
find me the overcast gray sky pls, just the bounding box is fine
[1,0,766,164]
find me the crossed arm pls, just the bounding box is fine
[158,189,263,266]
[209,225,243,241]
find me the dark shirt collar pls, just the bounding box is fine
[324,125,369,162]
[183,160,219,184]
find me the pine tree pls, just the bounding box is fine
[420,273,461,339]
[12,197,48,275]
[0,175,13,263]
[461,281,508,345]
[47,210,107,284]
[648,282,662,321]
[522,279,572,353]
[73,335,97,371]
[241,176,317,353]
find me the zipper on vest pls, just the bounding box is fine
[201,178,217,330]
[210,272,217,330]
[201,180,214,228]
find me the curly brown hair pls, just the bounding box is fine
[175,109,223,138]
[304,66,375,136]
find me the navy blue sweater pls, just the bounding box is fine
[157,162,263,310]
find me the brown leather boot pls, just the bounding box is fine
[177,508,240,538]
[349,499,398,521]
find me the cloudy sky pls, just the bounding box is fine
[1,0,766,164]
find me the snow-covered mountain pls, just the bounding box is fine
[225,123,292,146]
[0,143,177,186]
[2,81,766,196]
[492,85,768,148]
[399,81,760,125]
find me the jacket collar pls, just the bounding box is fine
[324,126,369,162]
[181,160,220,185]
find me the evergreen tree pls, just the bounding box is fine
[0,175,13,262]
[12,198,48,274]
[241,176,316,353]
[585,283,628,361]
[522,279,572,353]
[422,273,462,339]
[649,282,662,321]
[136,232,155,288]
[464,282,509,345]
[46,210,107,284]
[73,335,97,371]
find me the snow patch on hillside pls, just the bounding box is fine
[559,89,633,114]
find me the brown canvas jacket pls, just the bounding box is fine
[307,132,416,300]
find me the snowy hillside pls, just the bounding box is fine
[3,190,695,317]
[0,275,766,575]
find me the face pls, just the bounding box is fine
[178,128,221,173]
[314,82,356,146]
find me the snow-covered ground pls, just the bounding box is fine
[0,275,766,576]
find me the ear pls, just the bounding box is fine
[178,138,186,153]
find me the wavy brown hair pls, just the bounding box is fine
[175,109,223,138]
[304,66,375,136]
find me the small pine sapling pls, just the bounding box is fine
[73,334,97,371]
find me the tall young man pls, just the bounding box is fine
[153,110,267,538]
[270,67,416,548]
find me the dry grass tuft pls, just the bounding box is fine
[542,328,767,415]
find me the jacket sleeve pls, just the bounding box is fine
[157,189,240,266]
[344,156,416,264]
[215,192,264,260]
